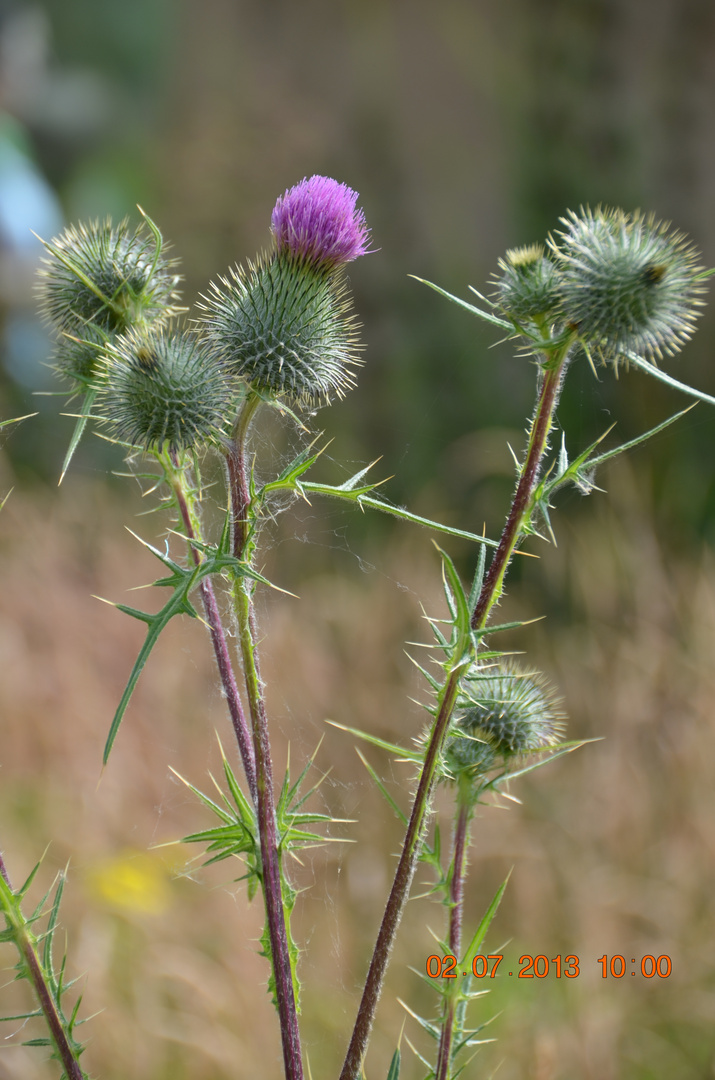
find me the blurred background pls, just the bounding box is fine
[1,0,715,1077]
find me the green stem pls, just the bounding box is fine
[0,857,85,1080]
[226,392,262,561]
[339,343,572,1080]
[435,791,471,1080]
[168,456,257,803]
[226,394,304,1080]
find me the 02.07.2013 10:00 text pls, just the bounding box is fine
[425,955,673,979]
[426,955,579,978]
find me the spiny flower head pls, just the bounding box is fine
[551,207,705,364]
[202,256,362,403]
[98,325,234,453]
[202,176,372,405]
[493,243,563,323]
[444,662,565,782]
[271,175,371,269]
[37,217,182,336]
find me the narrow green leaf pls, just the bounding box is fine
[437,545,472,662]
[627,352,715,406]
[0,412,38,430]
[461,875,511,969]
[326,460,385,493]
[59,386,97,484]
[261,439,324,495]
[405,651,442,692]
[286,811,337,826]
[16,858,44,900]
[398,998,441,1040]
[467,542,487,616]
[136,205,166,281]
[169,769,236,826]
[410,276,513,331]
[299,483,498,548]
[28,878,58,925]
[386,1047,401,1080]
[104,584,199,763]
[326,721,422,762]
[586,405,696,470]
[220,754,257,829]
[356,750,407,825]
[68,993,84,1029]
[104,532,278,763]
[42,871,65,973]
[474,616,537,638]
[181,824,252,847]
[493,738,593,784]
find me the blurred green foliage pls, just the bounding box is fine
[2,0,715,540]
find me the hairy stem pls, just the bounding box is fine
[0,858,85,1080]
[339,344,571,1080]
[339,669,462,1080]
[226,395,304,1080]
[435,793,471,1080]
[226,392,262,562]
[471,350,570,630]
[168,458,257,803]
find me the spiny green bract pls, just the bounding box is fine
[53,323,113,390]
[493,244,563,323]
[445,663,565,781]
[200,252,362,405]
[37,217,182,335]
[551,207,705,363]
[99,326,234,452]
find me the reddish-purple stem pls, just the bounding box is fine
[226,405,304,1080]
[170,468,257,802]
[339,351,570,1080]
[339,668,462,1080]
[471,362,564,630]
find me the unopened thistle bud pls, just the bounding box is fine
[99,326,233,453]
[37,217,181,336]
[201,176,372,404]
[493,244,563,323]
[54,323,113,390]
[551,207,705,363]
[445,663,565,781]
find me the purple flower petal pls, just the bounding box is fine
[271,175,372,267]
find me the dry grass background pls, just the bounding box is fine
[0,450,714,1080]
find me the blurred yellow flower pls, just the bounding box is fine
[86,850,172,915]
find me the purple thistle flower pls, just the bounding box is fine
[271,175,372,268]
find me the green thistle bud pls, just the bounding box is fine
[200,253,362,405]
[54,323,113,390]
[551,207,706,363]
[99,326,234,452]
[444,728,498,778]
[493,244,563,322]
[445,663,565,782]
[37,217,182,335]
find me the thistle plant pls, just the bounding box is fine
[1,188,713,1080]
